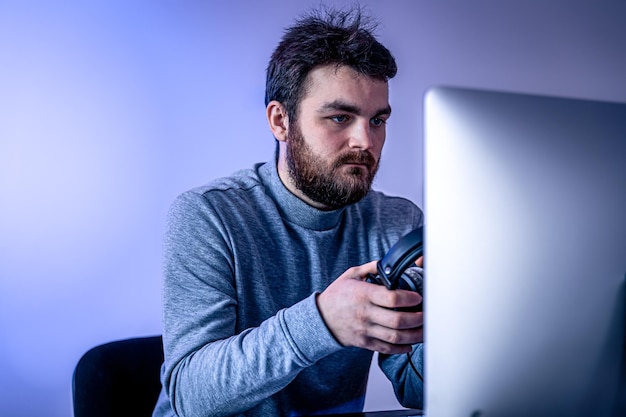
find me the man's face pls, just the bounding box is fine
[284,65,390,210]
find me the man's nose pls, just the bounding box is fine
[348,121,374,150]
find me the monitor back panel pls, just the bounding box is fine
[423,87,626,417]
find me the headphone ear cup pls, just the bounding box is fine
[396,268,423,312]
[398,267,423,294]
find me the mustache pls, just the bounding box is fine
[335,151,377,167]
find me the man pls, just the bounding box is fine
[153,6,424,417]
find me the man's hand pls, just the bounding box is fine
[316,260,423,354]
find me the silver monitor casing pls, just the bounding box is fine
[423,87,626,417]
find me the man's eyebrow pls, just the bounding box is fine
[318,100,392,117]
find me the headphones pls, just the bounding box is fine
[366,226,424,293]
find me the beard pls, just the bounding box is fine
[285,122,380,210]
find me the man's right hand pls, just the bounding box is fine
[316,260,423,354]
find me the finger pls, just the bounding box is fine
[368,285,422,310]
[368,305,424,330]
[363,328,424,355]
[370,340,413,355]
[368,324,424,346]
[415,256,423,267]
[339,260,378,281]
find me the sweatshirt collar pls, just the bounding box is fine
[258,159,346,231]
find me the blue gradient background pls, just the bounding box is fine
[1,1,625,416]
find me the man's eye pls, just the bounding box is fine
[371,118,386,127]
[330,115,349,123]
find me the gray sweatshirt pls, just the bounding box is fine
[152,160,424,417]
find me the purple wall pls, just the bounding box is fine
[1,1,625,416]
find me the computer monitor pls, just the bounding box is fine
[423,86,626,417]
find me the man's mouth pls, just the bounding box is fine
[337,152,376,169]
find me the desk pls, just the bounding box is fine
[324,409,423,417]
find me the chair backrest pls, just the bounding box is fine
[72,335,164,417]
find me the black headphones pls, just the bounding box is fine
[366,226,424,292]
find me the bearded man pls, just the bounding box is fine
[153,6,424,417]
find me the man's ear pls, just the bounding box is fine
[266,100,289,142]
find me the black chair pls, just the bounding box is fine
[72,335,164,417]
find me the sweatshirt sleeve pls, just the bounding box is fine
[378,344,425,409]
[161,191,342,417]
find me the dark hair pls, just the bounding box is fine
[265,5,397,123]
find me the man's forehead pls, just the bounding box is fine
[300,65,390,113]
